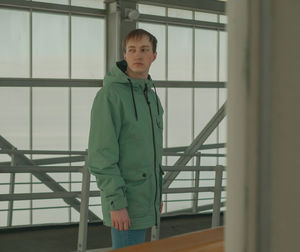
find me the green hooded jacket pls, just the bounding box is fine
[88,60,164,229]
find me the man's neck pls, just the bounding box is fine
[126,68,148,79]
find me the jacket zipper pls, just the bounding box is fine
[143,83,158,226]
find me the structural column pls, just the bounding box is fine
[226,0,300,252]
[106,0,138,71]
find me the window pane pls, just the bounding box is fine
[219,31,227,81]
[32,88,68,150]
[138,22,166,80]
[33,208,69,224]
[168,26,193,81]
[72,88,98,150]
[138,4,166,16]
[219,15,228,24]
[0,88,29,149]
[168,89,192,147]
[12,210,30,226]
[194,89,217,165]
[195,12,218,22]
[34,0,68,5]
[195,29,218,81]
[72,0,105,9]
[0,9,30,77]
[167,8,193,20]
[32,13,69,78]
[72,17,105,79]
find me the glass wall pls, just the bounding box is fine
[138,3,227,213]
[0,1,226,227]
[0,1,106,227]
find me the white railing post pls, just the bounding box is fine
[77,152,90,252]
[151,225,160,241]
[192,153,201,213]
[212,165,223,227]
[7,151,16,227]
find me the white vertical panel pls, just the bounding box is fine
[32,13,69,78]
[0,88,29,149]
[168,88,192,147]
[195,89,218,166]
[218,88,227,147]
[195,29,218,81]
[219,31,228,82]
[72,88,98,150]
[0,9,30,77]
[32,88,68,150]
[71,17,105,79]
[168,26,193,81]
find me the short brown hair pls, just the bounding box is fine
[123,29,157,53]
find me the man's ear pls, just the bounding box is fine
[152,52,157,62]
[124,53,127,60]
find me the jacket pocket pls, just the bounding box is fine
[124,170,153,218]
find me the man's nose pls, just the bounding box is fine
[134,51,142,58]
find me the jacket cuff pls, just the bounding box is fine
[108,191,128,211]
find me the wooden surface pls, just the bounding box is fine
[112,227,224,252]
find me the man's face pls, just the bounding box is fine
[124,35,157,79]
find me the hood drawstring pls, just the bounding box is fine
[128,79,138,121]
[128,78,160,121]
[152,82,160,115]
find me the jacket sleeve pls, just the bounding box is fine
[87,88,127,211]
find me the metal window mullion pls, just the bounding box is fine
[216,14,221,166]
[191,11,195,195]
[68,0,72,224]
[164,9,168,213]
[29,6,33,226]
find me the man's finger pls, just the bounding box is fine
[119,220,123,231]
[124,221,128,231]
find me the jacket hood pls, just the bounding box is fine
[103,60,160,121]
[103,60,154,90]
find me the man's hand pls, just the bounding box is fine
[110,208,131,231]
[160,201,163,213]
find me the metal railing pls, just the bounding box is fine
[0,148,226,252]
[0,101,227,250]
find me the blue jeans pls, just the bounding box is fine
[111,227,146,249]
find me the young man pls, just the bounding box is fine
[88,29,164,249]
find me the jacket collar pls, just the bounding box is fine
[116,60,154,89]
